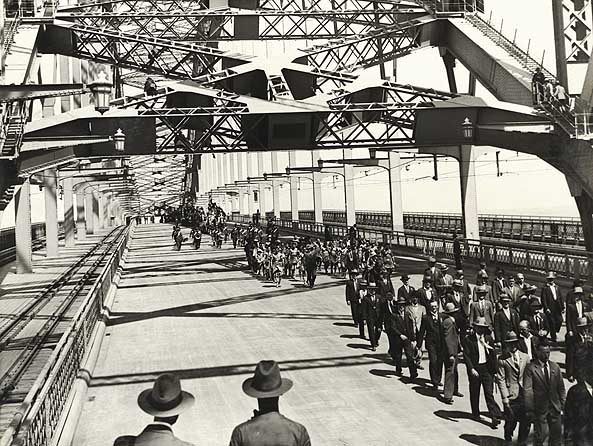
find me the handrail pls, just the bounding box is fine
[0,224,133,446]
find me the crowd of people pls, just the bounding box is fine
[170,201,229,251]
[532,67,569,113]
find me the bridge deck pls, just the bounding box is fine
[73,223,568,446]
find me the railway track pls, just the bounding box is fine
[0,226,126,431]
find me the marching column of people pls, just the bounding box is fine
[343,237,593,445]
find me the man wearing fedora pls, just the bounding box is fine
[492,267,509,309]
[528,298,550,340]
[441,302,463,404]
[419,300,444,389]
[361,281,382,351]
[384,295,417,378]
[541,272,564,343]
[463,317,502,428]
[230,360,311,446]
[397,274,415,304]
[345,270,365,339]
[564,349,593,446]
[114,373,196,446]
[496,331,531,446]
[424,256,442,285]
[470,285,495,330]
[567,317,593,383]
[417,276,438,314]
[494,294,520,345]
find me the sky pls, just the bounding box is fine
[0,0,581,228]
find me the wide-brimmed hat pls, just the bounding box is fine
[443,302,458,314]
[137,374,195,417]
[530,297,543,308]
[473,317,490,328]
[576,317,591,328]
[400,274,410,281]
[349,268,359,274]
[500,294,512,302]
[422,275,433,283]
[428,256,437,263]
[546,271,556,280]
[453,279,463,287]
[523,284,537,293]
[367,282,378,290]
[359,280,369,288]
[504,331,519,343]
[439,263,448,271]
[242,360,293,398]
[574,286,584,295]
[396,296,407,305]
[475,285,488,295]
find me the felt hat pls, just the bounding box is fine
[137,374,195,417]
[443,302,458,314]
[530,297,543,308]
[439,263,449,271]
[574,286,584,295]
[242,360,293,398]
[400,274,410,281]
[524,284,537,293]
[396,296,407,305]
[475,285,488,295]
[499,294,512,302]
[428,256,437,263]
[546,271,556,280]
[473,317,490,328]
[576,317,591,328]
[453,279,463,287]
[367,282,378,290]
[504,331,519,343]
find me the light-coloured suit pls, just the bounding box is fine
[496,350,530,404]
[114,424,195,446]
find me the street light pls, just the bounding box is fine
[114,128,126,152]
[462,117,474,139]
[88,71,112,114]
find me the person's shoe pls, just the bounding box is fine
[443,398,453,405]
[491,418,501,429]
[371,346,376,352]
[568,376,575,383]
[410,374,418,381]
[453,391,464,398]
[395,368,402,376]
[472,414,483,422]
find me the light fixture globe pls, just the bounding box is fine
[89,71,112,114]
[462,117,474,140]
[114,128,126,152]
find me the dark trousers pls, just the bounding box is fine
[425,342,443,386]
[454,253,462,271]
[366,320,380,347]
[533,411,562,446]
[306,268,316,287]
[443,355,458,400]
[504,396,531,445]
[389,335,417,377]
[468,364,502,420]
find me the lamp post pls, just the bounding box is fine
[88,71,112,114]
[113,128,126,152]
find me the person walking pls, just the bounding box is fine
[114,374,196,446]
[229,360,311,446]
[541,272,564,343]
[470,286,495,329]
[493,294,520,345]
[385,296,417,379]
[532,67,546,104]
[524,341,566,446]
[361,282,381,351]
[564,356,593,446]
[345,270,365,339]
[554,81,568,112]
[452,233,462,270]
[462,317,502,428]
[441,303,463,404]
[495,331,532,446]
[419,300,444,389]
[397,274,415,303]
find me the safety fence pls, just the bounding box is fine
[267,210,585,246]
[0,223,133,446]
[229,215,593,282]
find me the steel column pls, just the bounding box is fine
[98,193,105,229]
[311,151,323,224]
[388,151,404,232]
[289,151,299,221]
[92,192,100,232]
[343,149,356,227]
[271,152,281,218]
[237,153,248,215]
[43,168,59,257]
[246,153,256,216]
[63,176,75,247]
[257,152,267,214]
[76,187,86,240]
[15,180,32,274]
[85,190,94,235]
[459,145,480,241]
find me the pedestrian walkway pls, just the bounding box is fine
[73,223,567,446]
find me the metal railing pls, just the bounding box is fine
[0,223,133,446]
[228,215,593,281]
[0,223,64,265]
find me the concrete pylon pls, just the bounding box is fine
[15,180,32,274]
[85,190,94,235]
[98,194,105,229]
[343,149,356,228]
[63,177,75,247]
[388,152,405,232]
[459,145,480,241]
[246,153,256,216]
[75,187,86,241]
[43,168,59,257]
[257,152,267,215]
[289,151,299,221]
[92,192,100,232]
[311,151,323,224]
[271,152,281,219]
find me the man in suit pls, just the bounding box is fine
[406,291,426,370]
[345,270,365,338]
[505,275,522,305]
[455,269,473,299]
[397,274,415,303]
[518,320,539,361]
[377,269,395,301]
[517,284,538,320]
[528,298,550,340]
[441,303,463,404]
[566,278,585,306]
[541,272,564,342]
[524,340,566,446]
[470,286,495,329]
[492,267,508,307]
[436,263,454,298]
[114,374,196,446]
[445,280,471,335]
[566,288,588,381]
[230,361,311,446]
[419,300,444,388]
[453,233,462,270]
[384,296,417,379]
[567,317,593,383]
[463,317,503,428]
[361,282,381,351]
[417,276,439,313]
[424,256,442,285]
[473,271,493,303]
[494,294,521,345]
[564,354,593,446]
[476,260,488,284]
[495,331,532,446]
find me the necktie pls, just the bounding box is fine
[544,363,550,386]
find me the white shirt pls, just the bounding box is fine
[503,308,511,320]
[477,335,487,364]
[548,284,557,300]
[425,288,432,300]
[576,300,583,318]
[586,382,593,397]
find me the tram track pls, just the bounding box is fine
[0,226,126,421]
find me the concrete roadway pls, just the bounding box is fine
[73,223,568,446]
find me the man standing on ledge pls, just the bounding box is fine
[230,360,311,446]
